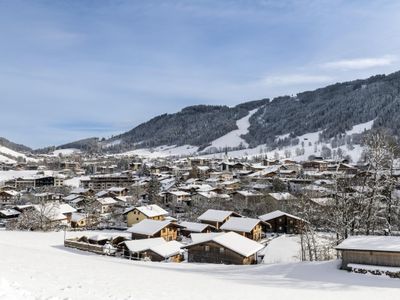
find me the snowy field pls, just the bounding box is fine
[0,231,399,300]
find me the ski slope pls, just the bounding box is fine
[201,119,375,162]
[0,230,399,300]
[0,145,37,163]
[204,109,258,151]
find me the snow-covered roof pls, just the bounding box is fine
[185,232,264,257]
[268,192,296,201]
[127,219,173,236]
[197,209,238,222]
[150,241,183,258]
[108,187,127,192]
[71,188,91,194]
[0,208,21,217]
[168,190,190,196]
[135,204,168,217]
[63,194,81,201]
[180,221,212,233]
[258,210,304,222]
[190,232,223,243]
[236,190,262,197]
[123,237,166,253]
[0,190,19,196]
[97,197,118,205]
[335,236,400,252]
[197,191,230,199]
[220,217,261,233]
[70,213,86,223]
[58,204,77,214]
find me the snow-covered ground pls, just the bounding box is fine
[52,149,81,157]
[63,176,90,188]
[0,170,56,185]
[262,235,302,264]
[0,145,37,163]
[204,109,258,151]
[201,119,374,162]
[114,119,374,162]
[0,230,399,300]
[117,145,199,159]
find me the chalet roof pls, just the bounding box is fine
[33,204,67,222]
[197,209,240,222]
[180,221,212,233]
[190,232,223,243]
[197,191,230,199]
[95,190,111,197]
[220,217,262,233]
[0,190,19,196]
[58,203,77,214]
[0,208,21,217]
[63,194,80,201]
[150,241,183,258]
[96,197,118,205]
[135,204,168,217]
[108,187,128,192]
[123,238,166,253]
[236,190,262,197]
[70,213,86,223]
[268,192,296,201]
[127,219,174,236]
[184,232,264,257]
[168,190,190,196]
[258,210,305,222]
[70,188,92,195]
[335,236,400,252]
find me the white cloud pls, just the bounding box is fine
[321,55,397,70]
[261,74,333,86]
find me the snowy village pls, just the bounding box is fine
[1,128,400,299]
[2,1,400,299]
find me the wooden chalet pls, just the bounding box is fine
[197,209,241,229]
[123,204,168,227]
[127,219,182,241]
[258,210,306,234]
[184,232,264,265]
[122,238,183,262]
[220,217,267,241]
[179,221,216,237]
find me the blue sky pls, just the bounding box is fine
[1,0,400,148]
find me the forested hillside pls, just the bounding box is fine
[106,99,269,152]
[54,71,400,154]
[245,72,400,147]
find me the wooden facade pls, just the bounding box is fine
[131,223,179,241]
[186,241,257,265]
[265,215,303,234]
[339,250,400,270]
[126,209,165,227]
[144,250,183,262]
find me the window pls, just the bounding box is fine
[219,247,224,254]
[136,218,139,221]
[205,245,210,252]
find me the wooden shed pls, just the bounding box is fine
[335,236,400,270]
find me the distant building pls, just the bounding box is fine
[336,236,400,269]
